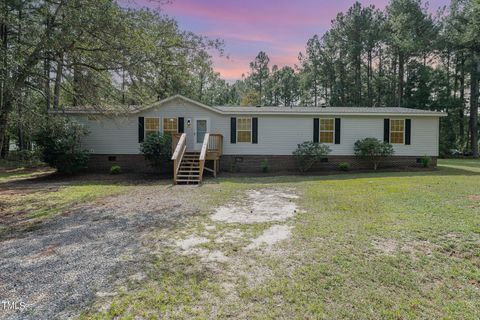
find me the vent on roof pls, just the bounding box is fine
[321,104,327,108]
[256,105,261,108]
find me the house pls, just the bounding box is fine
[60,94,446,183]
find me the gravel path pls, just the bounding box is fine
[0,185,200,320]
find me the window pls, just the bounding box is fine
[163,117,178,136]
[390,119,404,144]
[145,118,160,137]
[319,118,334,143]
[237,117,252,143]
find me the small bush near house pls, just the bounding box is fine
[140,133,172,167]
[293,141,331,172]
[338,162,351,171]
[35,117,90,174]
[354,137,394,170]
[261,159,269,173]
[420,155,432,168]
[110,165,121,174]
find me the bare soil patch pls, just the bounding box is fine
[246,225,293,250]
[211,189,299,223]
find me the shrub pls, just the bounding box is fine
[420,155,431,168]
[261,159,269,173]
[338,162,351,171]
[110,165,121,174]
[34,117,90,174]
[140,133,172,167]
[354,137,394,170]
[293,141,331,172]
[229,162,239,173]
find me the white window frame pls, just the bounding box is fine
[162,117,178,136]
[237,117,252,143]
[390,119,405,145]
[319,118,335,144]
[144,117,160,138]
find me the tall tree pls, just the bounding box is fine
[249,51,270,105]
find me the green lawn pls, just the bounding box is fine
[2,159,479,319]
[81,158,480,319]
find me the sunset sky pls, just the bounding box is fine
[123,0,450,81]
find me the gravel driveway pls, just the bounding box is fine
[0,185,201,320]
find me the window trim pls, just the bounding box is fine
[162,117,179,136]
[319,118,335,144]
[144,117,160,138]
[236,117,252,143]
[390,118,405,145]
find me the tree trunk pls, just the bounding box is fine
[53,51,64,110]
[470,52,479,158]
[459,54,466,145]
[398,52,405,107]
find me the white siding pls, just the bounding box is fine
[72,98,440,157]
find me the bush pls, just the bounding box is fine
[140,133,172,167]
[261,159,269,173]
[354,137,394,170]
[293,141,331,172]
[420,155,431,168]
[110,165,121,174]
[229,162,239,173]
[34,117,90,174]
[338,162,351,171]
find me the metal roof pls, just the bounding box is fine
[52,95,447,117]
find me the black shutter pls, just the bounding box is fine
[230,117,236,144]
[335,118,341,144]
[138,117,144,143]
[384,118,390,143]
[178,117,184,133]
[405,119,411,145]
[313,118,319,143]
[252,117,258,144]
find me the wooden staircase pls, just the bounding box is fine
[171,133,223,185]
[176,152,201,184]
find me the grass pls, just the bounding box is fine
[3,159,480,318]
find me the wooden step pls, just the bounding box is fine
[176,179,200,184]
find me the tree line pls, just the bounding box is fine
[0,0,478,158]
[0,0,228,156]
[227,0,479,158]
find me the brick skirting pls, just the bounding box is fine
[85,154,436,174]
[86,154,171,174]
[219,155,437,173]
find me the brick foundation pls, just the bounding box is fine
[85,154,436,174]
[219,155,437,173]
[86,154,171,174]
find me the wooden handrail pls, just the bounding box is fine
[207,133,223,155]
[198,133,210,182]
[171,133,186,184]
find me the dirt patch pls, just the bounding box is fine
[372,238,398,255]
[176,236,210,250]
[467,195,480,201]
[246,225,293,250]
[211,189,298,223]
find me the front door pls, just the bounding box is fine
[194,118,209,150]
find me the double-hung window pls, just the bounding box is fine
[237,117,252,143]
[163,117,178,136]
[390,119,405,144]
[319,118,334,144]
[144,118,160,137]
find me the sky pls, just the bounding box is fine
[122,0,450,82]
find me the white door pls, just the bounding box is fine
[194,118,209,151]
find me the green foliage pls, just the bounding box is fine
[338,162,351,171]
[261,159,269,173]
[34,118,90,174]
[420,155,431,168]
[293,141,331,172]
[354,138,394,170]
[110,165,121,174]
[140,133,172,167]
